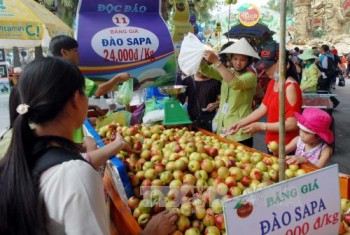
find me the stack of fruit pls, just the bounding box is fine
[97,123,307,234]
[340,198,350,234]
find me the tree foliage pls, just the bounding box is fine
[37,0,218,27]
[266,0,294,16]
[37,0,78,27]
[165,0,217,23]
[37,0,296,27]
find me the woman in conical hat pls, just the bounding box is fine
[201,37,260,147]
[298,48,320,92]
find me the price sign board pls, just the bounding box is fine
[76,0,176,88]
[223,165,340,235]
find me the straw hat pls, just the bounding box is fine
[298,48,318,61]
[294,108,334,144]
[220,37,260,59]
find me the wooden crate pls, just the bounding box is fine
[197,127,350,199]
[103,167,141,235]
[197,127,271,157]
[339,173,350,199]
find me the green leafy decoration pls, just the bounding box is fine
[234,199,244,209]
[163,56,177,74]
[147,74,175,88]
[237,3,250,12]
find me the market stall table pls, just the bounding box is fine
[302,93,336,112]
[83,121,350,234]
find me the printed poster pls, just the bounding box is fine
[224,165,340,235]
[171,0,193,56]
[76,0,176,89]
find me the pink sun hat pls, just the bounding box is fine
[294,107,334,144]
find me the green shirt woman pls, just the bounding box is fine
[298,49,320,93]
[201,38,260,147]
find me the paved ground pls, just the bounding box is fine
[0,78,349,174]
[253,78,350,174]
[327,81,350,174]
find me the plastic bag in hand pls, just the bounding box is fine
[212,111,219,133]
[116,79,133,105]
[178,33,211,76]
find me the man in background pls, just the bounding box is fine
[49,35,131,142]
[49,35,131,98]
[316,44,340,108]
[293,47,302,83]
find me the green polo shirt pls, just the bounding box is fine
[200,64,257,142]
[300,63,319,92]
[73,77,98,143]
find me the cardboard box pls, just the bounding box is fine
[83,120,133,199]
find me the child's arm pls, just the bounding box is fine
[314,145,333,168]
[285,137,307,165]
[285,136,299,154]
[286,155,308,165]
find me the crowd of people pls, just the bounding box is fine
[0,34,340,234]
[177,39,336,162]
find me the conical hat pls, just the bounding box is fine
[298,48,318,61]
[219,37,260,59]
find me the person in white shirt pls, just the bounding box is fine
[0,57,177,235]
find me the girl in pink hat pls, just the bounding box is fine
[285,107,334,168]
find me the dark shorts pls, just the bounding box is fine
[318,76,331,91]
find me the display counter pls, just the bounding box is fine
[83,122,350,234]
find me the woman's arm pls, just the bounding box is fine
[140,210,178,235]
[206,100,220,112]
[86,133,138,169]
[94,73,131,97]
[199,62,223,81]
[228,103,268,134]
[286,79,298,106]
[202,51,236,83]
[284,80,300,131]
[248,116,297,134]
[239,80,299,135]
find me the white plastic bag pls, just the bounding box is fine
[142,109,164,124]
[212,111,219,133]
[178,33,211,76]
